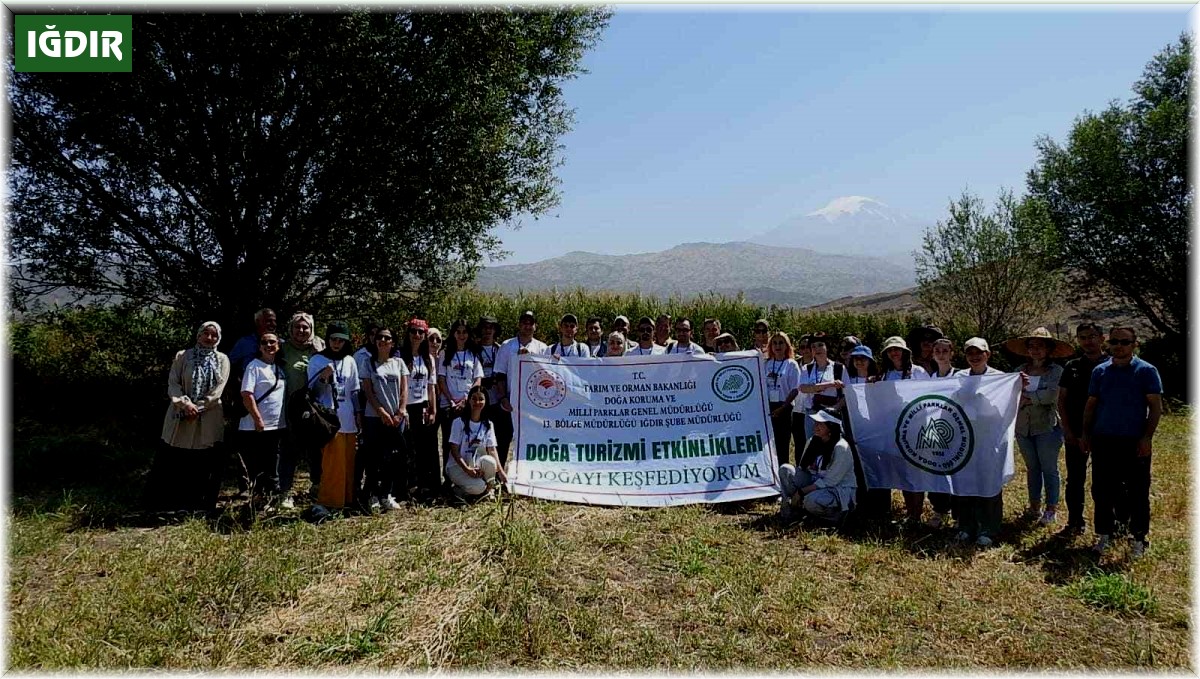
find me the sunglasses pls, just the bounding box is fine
[259,339,278,346]
[1108,338,1134,346]
[409,328,426,335]
[429,337,442,343]
[376,335,394,342]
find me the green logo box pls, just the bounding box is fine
[15,15,132,72]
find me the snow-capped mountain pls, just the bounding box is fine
[748,196,928,264]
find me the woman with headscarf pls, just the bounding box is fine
[605,331,628,357]
[306,321,360,510]
[278,311,325,509]
[147,321,231,514]
[1004,327,1071,527]
[778,408,857,523]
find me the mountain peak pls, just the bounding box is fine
[805,196,889,220]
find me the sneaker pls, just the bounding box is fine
[1131,540,1148,560]
[955,530,972,543]
[975,534,994,547]
[925,512,948,529]
[1038,509,1057,526]
[368,495,381,510]
[280,496,296,510]
[382,495,402,511]
[779,497,794,522]
[1092,534,1111,555]
[1024,506,1042,519]
[1113,520,1130,537]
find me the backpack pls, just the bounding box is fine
[550,341,585,357]
[286,370,341,448]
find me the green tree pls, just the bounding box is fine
[1027,34,1190,341]
[914,189,1062,342]
[9,10,609,335]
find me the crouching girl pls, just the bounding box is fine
[446,386,508,500]
[778,408,857,522]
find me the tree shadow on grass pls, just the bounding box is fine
[1012,529,1116,585]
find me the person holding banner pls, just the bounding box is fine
[752,319,771,356]
[584,317,608,358]
[701,318,722,354]
[929,337,957,379]
[845,344,890,522]
[953,337,1008,546]
[765,332,802,466]
[655,314,673,348]
[877,336,941,527]
[628,317,666,355]
[549,314,592,357]
[796,337,843,444]
[662,317,705,355]
[1004,327,1071,527]
[778,408,857,523]
[495,311,549,465]
[446,386,507,500]
[606,332,628,357]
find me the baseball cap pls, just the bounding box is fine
[964,337,990,352]
[519,310,536,322]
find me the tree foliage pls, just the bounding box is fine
[9,10,610,334]
[1027,34,1191,340]
[914,189,1062,342]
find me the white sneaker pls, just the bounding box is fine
[280,496,295,510]
[368,495,381,510]
[1131,540,1148,559]
[954,530,972,542]
[925,512,948,529]
[382,495,402,511]
[1092,534,1111,555]
[975,534,993,547]
[1039,509,1057,526]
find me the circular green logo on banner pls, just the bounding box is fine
[712,365,754,402]
[894,395,975,475]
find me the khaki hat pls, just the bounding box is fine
[1003,327,1074,358]
[964,337,990,353]
[879,336,911,359]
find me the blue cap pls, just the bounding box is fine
[848,345,875,361]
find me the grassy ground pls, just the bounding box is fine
[8,414,1191,670]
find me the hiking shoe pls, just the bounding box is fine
[382,495,402,511]
[368,495,381,511]
[954,530,972,543]
[925,512,949,529]
[1092,534,1111,555]
[280,496,296,510]
[779,497,794,522]
[1039,509,1057,526]
[1131,540,1148,560]
[975,534,994,547]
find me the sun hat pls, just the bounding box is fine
[1002,327,1075,358]
[964,337,990,353]
[879,336,911,358]
[808,408,842,427]
[848,345,875,361]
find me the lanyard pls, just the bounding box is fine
[454,350,470,376]
[768,359,783,386]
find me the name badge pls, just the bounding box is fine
[769,388,782,402]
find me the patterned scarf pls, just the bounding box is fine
[190,321,222,403]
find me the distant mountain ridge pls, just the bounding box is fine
[475,241,915,308]
[749,196,927,266]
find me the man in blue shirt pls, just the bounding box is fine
[1082,326,1163,559]
[229,308,277,379]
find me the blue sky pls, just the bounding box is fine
[494,5,1193,265]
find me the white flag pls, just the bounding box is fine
[844,374,1021,497]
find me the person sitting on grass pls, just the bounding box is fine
[446,385,507,501]
[778,408,857,524]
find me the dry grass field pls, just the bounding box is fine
[8,413,1191,670]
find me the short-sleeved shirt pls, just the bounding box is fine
[764,358,801,404]
[363,357,410,419]
[1060,353,1107,434]
[627,344,665,356]
[405,354,435,407]
[881,365,930,381]
[448,417,498,467]
[239,358,286,431]
[494,337,549,389]
[796,361,841,413]
[279,343,319,399]
[440,349,485,406]
[307,354,360,433]
[1088,356,1163,438]
[229,333,260,379]
[663,341,705,355]
[477,343,503,403]
[549,341,592,358]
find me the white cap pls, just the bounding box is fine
[614,315,630,326]
[964,337,990,352]
[808,409,842,427]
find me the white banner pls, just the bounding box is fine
[508,350,780,507]
[844,374,1021,497]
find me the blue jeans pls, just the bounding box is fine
[1016,427,1063,507]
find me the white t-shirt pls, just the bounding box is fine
[764,357,801,404]
[929,366,957,379]
[239,358,286,431]
[549,341,592,358]
[627,344,665,356]
[448,416,498,467]
[440,348,485,406]
[363,357,410,418]
[478,343,502,403]
[882,365,930,381]
[307,354,360,433]
[405,354,435,407]
[663,341,705,355]
[494,336,549,395]
[796,360,840,414]
[955,366,1004,377]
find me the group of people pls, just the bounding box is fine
[152,308,1164,558]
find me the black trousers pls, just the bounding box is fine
[361,417,408,502]
[144,441,225,512]
[235,429,283,497]
[1091,435,1149,540]
[407,403,440,491]
[1063,440,1096,528]
[769,402,792,467]
[489,402,514,467]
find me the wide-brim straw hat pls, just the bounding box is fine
[1003,327,1075,358]
[879,335,911,359]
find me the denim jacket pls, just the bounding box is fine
[1014,362,1063,437]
